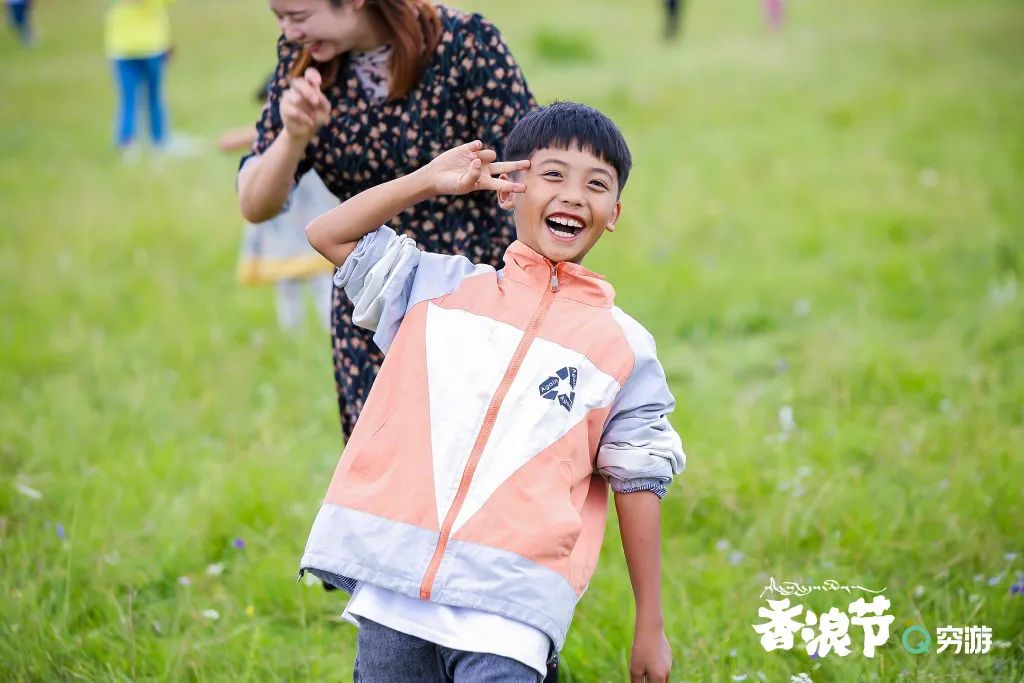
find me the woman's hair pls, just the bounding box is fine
[289,0,441,100]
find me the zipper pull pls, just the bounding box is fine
[550,263,560,292]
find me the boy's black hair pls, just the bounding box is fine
[504,101,632,195]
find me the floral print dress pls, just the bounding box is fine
[245,6,535,438]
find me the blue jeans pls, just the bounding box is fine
[111,53,168,147]
[354,617,542,682]
[6,0,31,44]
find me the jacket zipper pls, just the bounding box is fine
[419,260,561,600]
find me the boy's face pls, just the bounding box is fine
[499,145,622,265]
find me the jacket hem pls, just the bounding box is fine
[299,550,569,652]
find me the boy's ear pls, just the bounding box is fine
[497,173,516,210]
[605,200,622,232]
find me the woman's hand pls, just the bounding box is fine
[424,140,530,196]
[280,67,331,145]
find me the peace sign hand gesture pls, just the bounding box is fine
[426,140,530,196]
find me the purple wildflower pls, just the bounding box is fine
[233,537,246,550]
[55,523,66,540]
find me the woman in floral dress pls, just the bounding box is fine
[239,0,535,438]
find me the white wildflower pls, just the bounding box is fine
[15,482,42,500]
[918,168,939,187]
[778,406,797,433]
[988,274,1018,307]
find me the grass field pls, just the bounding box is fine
[1,0,1022,680]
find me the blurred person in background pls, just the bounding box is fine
[236,169,338,330]
[763,0,784,30]
[104,0,174,159]
[664,0,683,41]
[4,0,33,45]
[220,76,338,332]
[238,0,534,448]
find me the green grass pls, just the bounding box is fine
[1,0,1022,680]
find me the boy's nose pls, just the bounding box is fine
[558,193,584,208]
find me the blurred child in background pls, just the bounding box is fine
[5,0,33,45]
[104,0,174,157]
[664,0,684,40]
[219,77,338,332]
[764,0,785,30]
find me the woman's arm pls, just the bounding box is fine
[238,129,310,221]
[238,63,331,222]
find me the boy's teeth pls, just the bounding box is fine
[546,216,584,239]
[549,216,583,228]
[546,219,579,236]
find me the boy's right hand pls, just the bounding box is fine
[424,140,529,196]
[280,68,331,145]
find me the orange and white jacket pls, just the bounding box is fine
[300,227,686,652]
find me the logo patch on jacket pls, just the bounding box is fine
[539,366,578,411]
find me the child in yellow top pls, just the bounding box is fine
[104,0,174,151]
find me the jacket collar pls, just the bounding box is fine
[501,241,615,307]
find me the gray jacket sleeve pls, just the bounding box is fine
[596,311,686,498]
[332,226,421,353]
[332,226,494,353]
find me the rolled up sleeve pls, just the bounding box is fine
[597,328,686,499]
[333,226,421,353]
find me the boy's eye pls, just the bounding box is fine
[589,180,608,190]
[541,171,562,178]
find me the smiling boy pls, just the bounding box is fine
[302,102,686,682]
